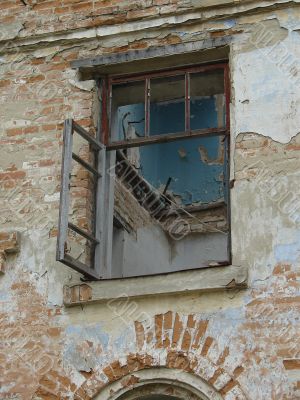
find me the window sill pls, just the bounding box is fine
[63,264,248,307]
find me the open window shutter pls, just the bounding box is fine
[56,119,106,280]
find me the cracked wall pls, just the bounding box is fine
[0,1,300,399]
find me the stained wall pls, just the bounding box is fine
[0,1,300,399]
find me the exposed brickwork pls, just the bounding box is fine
[64,284,93,304]
[72,313,247,399]
[0,276,73,399]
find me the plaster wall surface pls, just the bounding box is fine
[0,1,300,399]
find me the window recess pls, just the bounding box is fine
[57,62,231,280]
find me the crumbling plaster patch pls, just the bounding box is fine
[0,22,24,42]
[230,18,300,144]
[0,1,299,52]
[231,130,300,282]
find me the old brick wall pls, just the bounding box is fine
[0,1,300,399]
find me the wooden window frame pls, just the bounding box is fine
[104,62,230,149]
[57,62,231,280]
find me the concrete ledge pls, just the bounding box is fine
[63,265,248,306]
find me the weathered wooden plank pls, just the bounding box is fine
[73,121,104,151]
[56,119,73,261]
[68,222,99,244]
[94,140,108,278]
[61,254,100,280]
[72,152,101,177]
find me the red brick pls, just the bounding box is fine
[201,336,213,356]
[6,127,23,137]
[172,313,183,347]
[0,80,11,88]
[181,330,191,351]
[220,379,238,395]
[283,359,300,370]
[163,311,173,329]
[126,7,159,21]
[155,314,163,348]
[26,75,45,84]
[192,320,209,349]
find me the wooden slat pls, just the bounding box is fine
[73,121,104,151]
[68,222,99,244]
[72,152,101,177]
[93,141,106,278]
[93,80,110,278]
[56,119,73,261]
[98,151,115,278]
[61,254,100,280]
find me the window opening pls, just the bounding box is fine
[57,63,230,279]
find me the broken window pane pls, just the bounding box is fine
[190,69,225,130]
[112,135,229,277]
[150,75,185,136]
[111,80,145,142]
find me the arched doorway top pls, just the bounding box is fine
[94,368,223,400]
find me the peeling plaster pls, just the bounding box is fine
[232,30,300,142]
[275,232,300,262]
[0,22,24,42]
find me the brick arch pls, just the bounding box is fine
[93,369,220,400]
[74,313,248,400]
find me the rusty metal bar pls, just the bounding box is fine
[145,78,150,137]
[107,128,228,150]
[111,62,227,84]
[107,63,228,145]
[224,63,230,130]
[185,72,190,132]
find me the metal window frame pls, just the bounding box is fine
[104,62,229,149]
